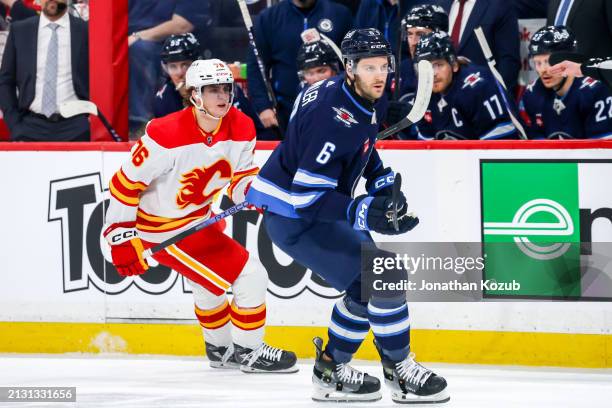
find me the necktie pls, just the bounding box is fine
[554,0,573,26]
[41,23,59,117]
[450,0,467,49]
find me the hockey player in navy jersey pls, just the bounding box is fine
[247,28,449,404]
[413,31,519,140]
[520,26,612,139]
[396,4,448,97]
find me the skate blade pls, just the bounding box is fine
[391,389,450,404]
[209,361,240,370]
[240,364,299,374]
[312,388,382,403]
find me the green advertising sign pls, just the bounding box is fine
[481,162,581,298]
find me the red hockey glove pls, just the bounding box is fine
[103,222,149,276]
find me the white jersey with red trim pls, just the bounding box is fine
[105,106,258,243]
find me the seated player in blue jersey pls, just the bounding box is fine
[520,26,612,139]
[385,4,449,139]
[246,28,449,404]
[296,33,343,88]
[412,31,520,140]
[153,33,276,139]
[396,4,448,97]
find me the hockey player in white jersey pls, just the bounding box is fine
[103,59,297,374]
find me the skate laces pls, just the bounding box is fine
[335,363,364,385]
[244,344,283,366]
[396,353,432,387]
[221,344,235,364]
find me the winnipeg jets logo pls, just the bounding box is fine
[462,72,483,89]
[332,107,358,127]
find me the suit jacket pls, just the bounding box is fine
[0,14,89,130]
[547,0,612,59]
[436,0,521,89]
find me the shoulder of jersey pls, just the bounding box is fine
[225,106,256,142]
[578,76,603,91]
[145,108,201,149]
[300,79,344,120]
[457,64,491,91]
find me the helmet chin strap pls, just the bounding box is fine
[553,76,568,93]
[190,86,235,120]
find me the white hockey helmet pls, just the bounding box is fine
[186,58,235,118]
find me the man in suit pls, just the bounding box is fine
[434,0,521,89]
[547,0,612,59]
[0,0,89,141]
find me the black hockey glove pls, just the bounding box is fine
[347,194,419,235]
[385,100,412,126]
[365,166,395,196]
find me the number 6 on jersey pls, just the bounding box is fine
[316,142,336,164]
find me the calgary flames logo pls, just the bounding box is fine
[176,160,232,209]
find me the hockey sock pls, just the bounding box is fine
[230,300,266,349]
[326,296,370,363]
[367,297,410,362]
[194,298,232,347]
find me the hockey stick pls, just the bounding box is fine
[376,60,434,140]
[474,27,528,140]
[391,172,402,232]
[392,4,403,101]
[141,200,252,260]
[59,100,123,142]
[236,0,277,108]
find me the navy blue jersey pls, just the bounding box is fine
[153,81,184,118]
[247,75,385,222]
[397,57,417,97]
[246,0,353,116]
[519,77,612,139]
[416,64,519,140]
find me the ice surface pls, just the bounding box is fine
[1,355,611,408]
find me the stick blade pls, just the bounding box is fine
[407,60,434,124]
[59,100,98,118]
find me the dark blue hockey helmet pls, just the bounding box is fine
[414,31,457,65]
[161,33,201,64]
[341,28,392,60]
[402,4,449,33]
[528,26,577,58]
[341,28,395,73]
[297,40,342,73]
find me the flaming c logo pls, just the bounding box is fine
[176,160,232,209]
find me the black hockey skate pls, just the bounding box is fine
[374,340,449,404]
[234,343,298,373]
[311,337,381,402]
[205,342,239,369]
